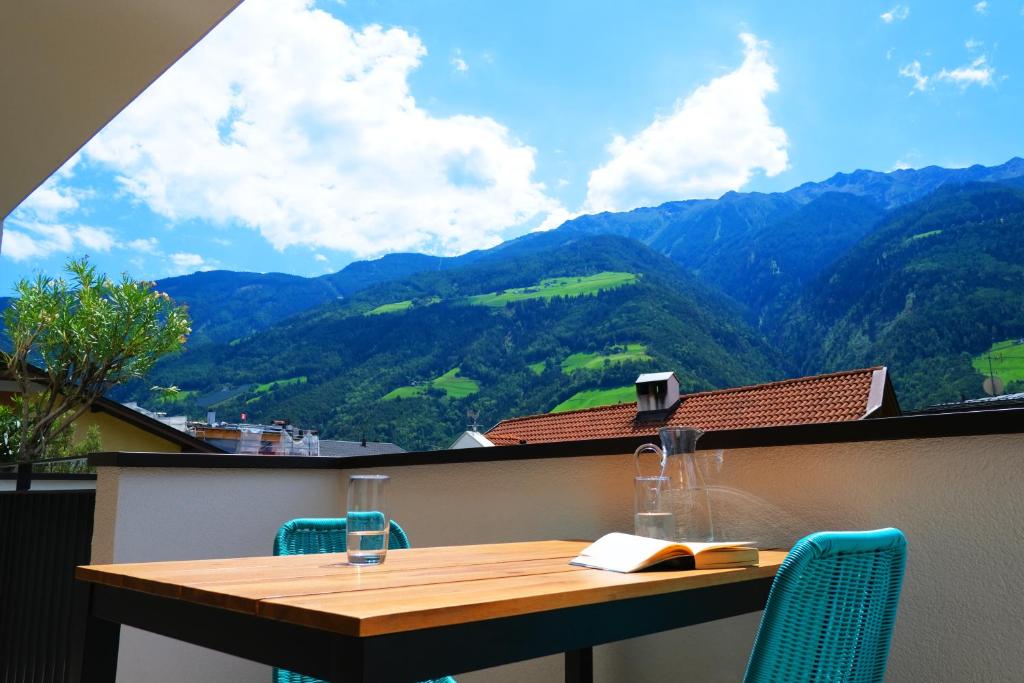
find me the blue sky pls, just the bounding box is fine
[2,0,1022,294]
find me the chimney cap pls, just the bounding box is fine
[636,371,676,384]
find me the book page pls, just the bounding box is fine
[570,533,758,573]
[576,532,677,561]
[677,541,756,555]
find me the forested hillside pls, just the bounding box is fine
[776,183,1024,407]
[123,236,782,449]
[156,252,478,345]
[557,157,1024,323]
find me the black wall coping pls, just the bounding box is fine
[87,406,1024,471]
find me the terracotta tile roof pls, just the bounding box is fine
[486,367,891,446]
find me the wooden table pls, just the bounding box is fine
[72,540,785,682]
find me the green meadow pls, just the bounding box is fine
[467,272,637,307]
[366,297,441,316]
[155,389,199,405]
[560,343,650,374]
[551,385,636,413]
[905,229,943,244]
[383,367,480,401]
[972,339,1024,387]
[254,376,307,394]
[363,274,635,316]
[367,300,413,315]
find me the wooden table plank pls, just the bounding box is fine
[261,551,787,636]
[76,540,585,594]
[179,557,587,614]
[76,541,785,638]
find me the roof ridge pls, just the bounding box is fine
[486,367,884,435]
[679,367,883,401]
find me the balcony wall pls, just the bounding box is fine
[0,473,97,492]
[88,411,1024,682]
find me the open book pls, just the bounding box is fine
[570,533,758,573]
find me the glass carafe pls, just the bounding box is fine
[634,427,714,542]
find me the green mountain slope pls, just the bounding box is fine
[155,253,480,345]
[126,235,782,450]
[777,183,1024,408]
[557,158,1024,323]
[151,158,1024,348]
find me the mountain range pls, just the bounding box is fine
[109,158,1024,450]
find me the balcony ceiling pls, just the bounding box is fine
[0,0,243,223]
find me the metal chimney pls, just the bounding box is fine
[635,372,681,414]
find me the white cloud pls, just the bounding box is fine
[2,153,117,262]
[1,219,119,261]
[2,223,75,261]
[899,52,996,92]
[81,0,562,258]
[974,0,988,14]
[169,252,214,275]
[880,5,910,23]
[74,226,116,252]
[899,60,930,91]
[936,56,995,88]
[533,207,580,232]
[451,50,469,73]
[965,38,983,51]
[314,253,328,262]
[126,237,161,254]
[583,33,788,213]
[12,156,89,222]
[16,182,80,220]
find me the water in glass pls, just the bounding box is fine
[346,528,390,564]
[347,474,390,565]
[634,511,676,541]
[634,475,674,540]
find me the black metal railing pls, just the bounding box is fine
[0,485,96,682]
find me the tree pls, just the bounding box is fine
[1,258,191,462]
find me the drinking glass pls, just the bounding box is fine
[634,475,674,540]
[347,474,390,565]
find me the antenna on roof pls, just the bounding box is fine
[466,409,480,432]
[983,344,1004,397]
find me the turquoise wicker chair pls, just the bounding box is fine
[744,528,907,683]
[272,518,456,683]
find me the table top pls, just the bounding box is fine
[78,540,786,637]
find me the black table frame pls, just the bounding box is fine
[70,574,773,683]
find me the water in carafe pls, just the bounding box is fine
[634,427,714,542]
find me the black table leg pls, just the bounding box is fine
[565,647,593,683]
[69,582,121,683]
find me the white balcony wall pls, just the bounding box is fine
[92,432,1024,682]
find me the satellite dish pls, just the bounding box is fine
[983,376,1004,396]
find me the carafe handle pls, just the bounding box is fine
[634,443,666,477]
